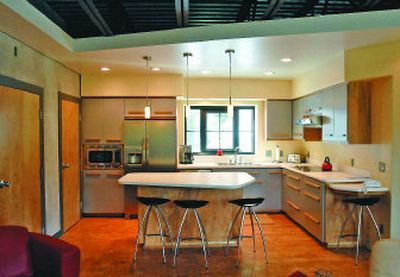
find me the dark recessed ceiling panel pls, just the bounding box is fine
[27,0,400,38]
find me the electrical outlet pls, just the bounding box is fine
[351,158,355,167]
[265,150,272,157]
[379,162,386,172]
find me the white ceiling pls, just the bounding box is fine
[71,27,400,78]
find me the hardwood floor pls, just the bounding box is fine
[61,214,369,276]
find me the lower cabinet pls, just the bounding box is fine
[83,169,125,214]
[282,170,324,241]
[212,168,282,212]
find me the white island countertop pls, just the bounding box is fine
[118,172,255,190]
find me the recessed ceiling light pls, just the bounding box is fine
[280,57,293,63]
[264,71,275,76]
[151,67,160,71]
[100,67,110,71]
[201,70,211,74]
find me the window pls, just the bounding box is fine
[185,106,255,154]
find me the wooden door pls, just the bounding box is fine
[60,95,81,231]
[0,85,43,232]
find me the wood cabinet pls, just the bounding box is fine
[211,168,282,212]
[82,98,125,142]
[83,170,124,214]
[124,98,176,117]
[282,170,324,241]
[266,100,292,140]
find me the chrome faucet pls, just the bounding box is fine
[233,146,240,164]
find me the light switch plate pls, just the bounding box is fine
[379,162,386,172]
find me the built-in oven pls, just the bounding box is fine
[84,144,123,169]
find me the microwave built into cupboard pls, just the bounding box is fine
[84,144,123,169]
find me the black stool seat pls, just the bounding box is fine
[344,197,380,206]
[173,200,209,209]
[137,197,170,206]
[229,198,264,207]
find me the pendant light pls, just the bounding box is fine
[183,52,193,116]
[143,56,151,119]
[225,49,235,118]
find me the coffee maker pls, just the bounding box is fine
[179,145,194,164]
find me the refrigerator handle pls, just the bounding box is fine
[145,135,150,169]
[142,136,149,169]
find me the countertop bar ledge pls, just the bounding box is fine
[118,172,255,189]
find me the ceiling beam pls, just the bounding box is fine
[261,0,286,20]
[237,0,258,22]
[77,0,113,36]
[28,0,69,31]
[182,0,189,26]
[106,0,130,34]
[348,0,380,9]
[295,0,319,17]
[175,0,183,27]
[175,0,189,27]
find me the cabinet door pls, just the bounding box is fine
[151,98,176,116]
[124,98,147,117]
[304,93,322,114]
[266,100,292,140]
[333,85,347,142]
[292,98,304,139]
[322,89,335,141]
[102,170,124,213]
[242,169,267,212]
[83,171,104,213]
[82,99,104,140]
[102,99,125,141]
[265,169,282,210]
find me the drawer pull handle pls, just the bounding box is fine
[248,172,259,176]
[304,180,320,189]
[268,171,282,175]
[154,111,174,115]
[287,201,300,211]
[304,212,320,224]
[288,174,300,181]
[254,180,263,185]
[85,173,101,177]
[304,191,320,202]
[85,138,101,143]
[106,139,122,143]
[287,183,300,192]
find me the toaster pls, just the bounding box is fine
[287,153,304,163]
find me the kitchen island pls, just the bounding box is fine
[118,172,255,247]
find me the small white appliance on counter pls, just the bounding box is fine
[287,153,304,163]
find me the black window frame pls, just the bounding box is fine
[184,105,255,155]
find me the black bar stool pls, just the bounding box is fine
[134,197,172,264]
[336,197,382,263]
[226,197,268,267]
[172,200,210,269]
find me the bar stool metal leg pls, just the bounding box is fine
[194,210,209,269]
[173,208,189,268]
[236,208,247,267]
[366,206,382,240]
[251,208,268,263]
[249,209,256,252]
[336,205,357,250]
[154,207,167,264]
[225,207,242,255]
[356,206,363,264]
[194,209,210,256]
[134,205,151,262]
[142,206,153,249]
[158,206,174,250]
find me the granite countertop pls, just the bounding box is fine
[178,162,369,184]
[118,172,255,190]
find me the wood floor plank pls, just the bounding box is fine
[61,214,369,276]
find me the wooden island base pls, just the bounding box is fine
[137,186,243,247]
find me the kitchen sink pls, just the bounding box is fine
[292,165,322,172]
[216,162,263,166]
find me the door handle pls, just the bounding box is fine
[0,179,11,189]
[62,163,71,169]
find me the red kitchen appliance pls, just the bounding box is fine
[322,156,333,171]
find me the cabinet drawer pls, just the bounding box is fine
[302,211,322,241]
[286,200,303,225]
[286,172,301,184]
[303,177,322,195]
[285,182,301,206]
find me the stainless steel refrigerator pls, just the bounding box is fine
[123,119,177,217]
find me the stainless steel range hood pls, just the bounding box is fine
[296,115,322,128]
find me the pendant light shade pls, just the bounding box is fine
[225,49,235,118]
[183,52,193,117]
[143,56,152,119]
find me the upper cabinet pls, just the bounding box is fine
[266,100,292,140]
[124,98,176,118]
[321,84,347,142]
[292,98,305,140]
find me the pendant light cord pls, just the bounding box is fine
[183,52,193,112]
[144,56,151,106]
[225,49,235,105]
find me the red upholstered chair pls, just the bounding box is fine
[0,225,80,277]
